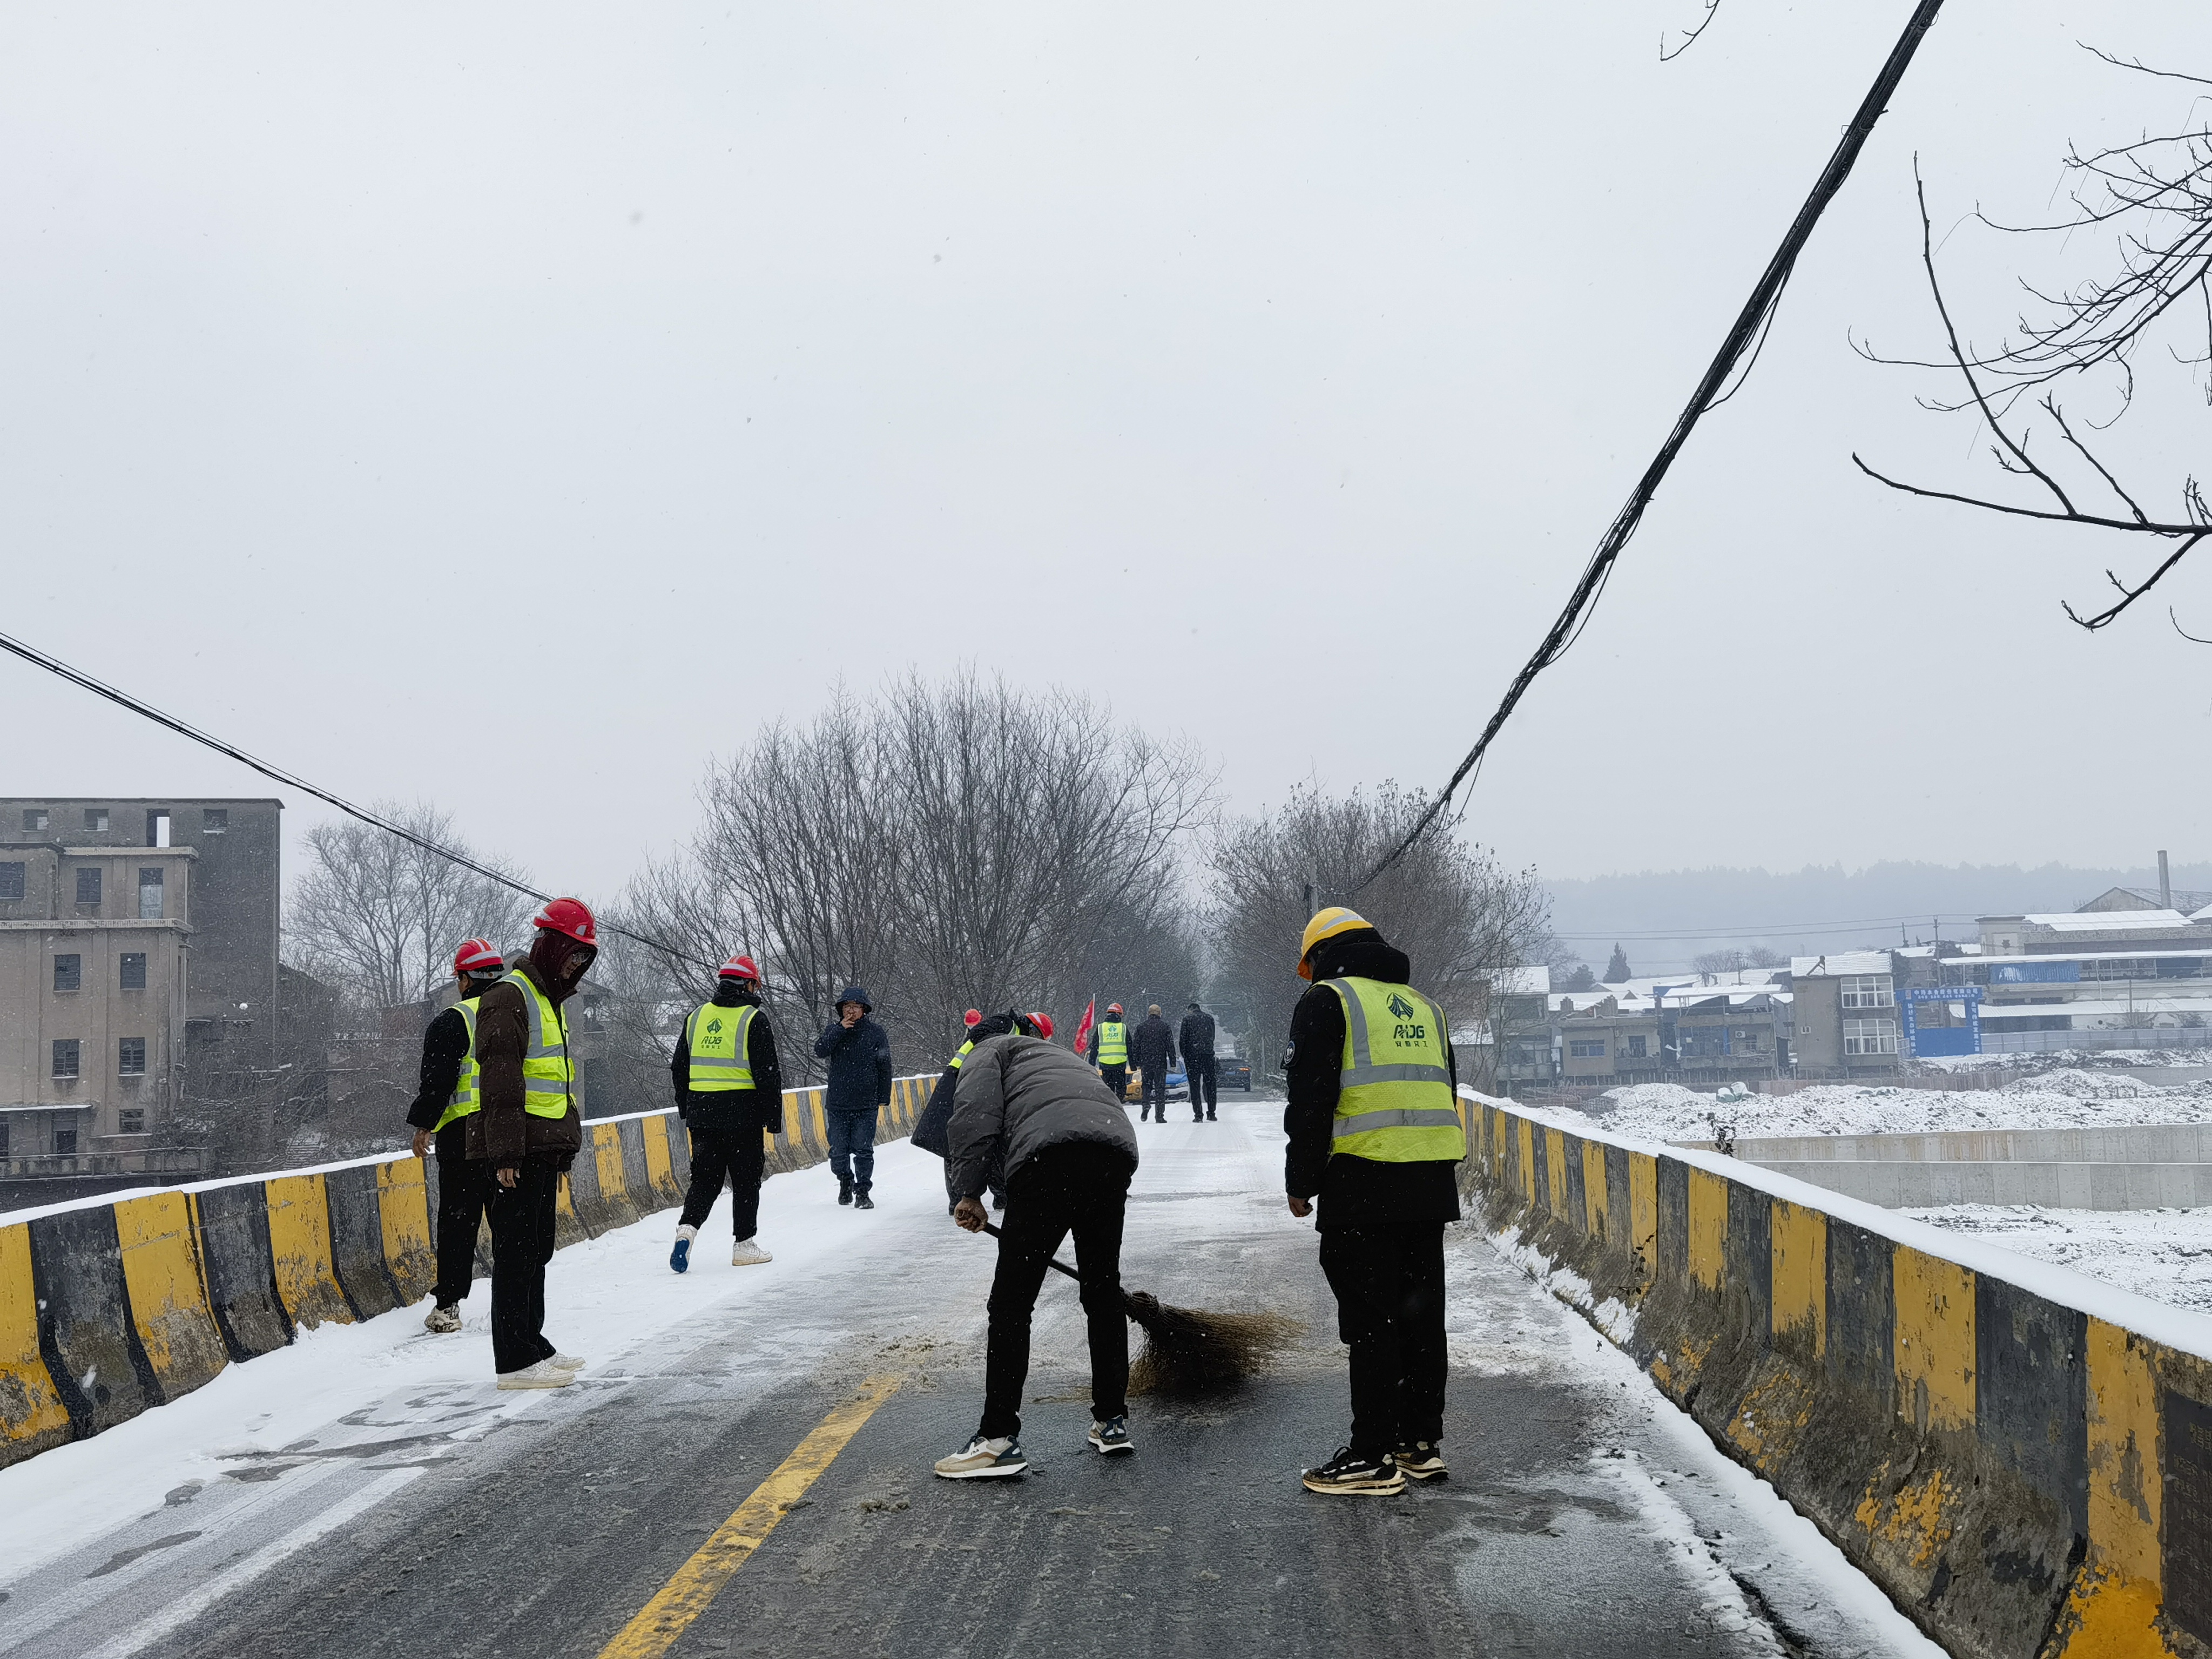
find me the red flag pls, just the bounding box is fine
[1072,997,1096,1057]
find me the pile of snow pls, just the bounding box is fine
[1907,1204,2212,1317]
[1583,1077,2212,1142]
[1916,1048,2212,1076]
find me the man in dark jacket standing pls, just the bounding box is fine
[814,984,892,1210]
[1283,907,1464,1496]
[934,1021,1139,1478]
[1179,1002,1219,1123]
[404,938,508,1333]
[473,897,597,1391]
[1130,1004,1177,1123]
[669,954,785,1271]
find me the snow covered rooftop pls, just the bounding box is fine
[1494,966,1550,996]
[1790,950,1892,977]
[2026,908,2195,933]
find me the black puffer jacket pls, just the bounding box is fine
[1283,931,1462,1232]
[814,984,893,1114]
[946,1033,1137,1203]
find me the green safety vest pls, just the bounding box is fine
[1095,1021,1128,1065]
[432,997,484,1131]
[685,1001,758,1092]
[501,968,576,1121]
[947,1037,976,1072]
[1322,977,1465,1163]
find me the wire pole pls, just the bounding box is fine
[1349,0,1949,896]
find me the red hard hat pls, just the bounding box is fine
[1027,1011,1055,1041]
[963,1008,981,1027]
[453,938,504,975]
[1107,1002,1123,1016]
[719,954,761,982]
[531,896,598,946]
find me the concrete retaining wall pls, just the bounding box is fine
[0,1082,933,1473]
[1724,1124,2212,1211]
[1467,1092,2212,1659]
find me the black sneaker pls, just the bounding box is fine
[854,1191,875,1211]
[1301,1446,1405,1496]
[838,1178,853,1206]
[1088,1416,1134,1455]
[1395,1441,1447,1481]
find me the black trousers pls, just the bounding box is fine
[981,1143,1132,1440]
[488,1163,561,1374]
[1186,1057,1217,1117]
[1318,1223,1448,1456]
[1139,1067,1168,1120]
[432,1122,491,1308]
[680,1124,765,1239]
[1098,1063,1127,1103]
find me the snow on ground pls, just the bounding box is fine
[1916,1047,2212,1075]
[1903,1204,2212,1317]
[1581,1071,2212,1143]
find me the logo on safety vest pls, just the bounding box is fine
[1387,994,1416,1019]
[705,1017,724,1037]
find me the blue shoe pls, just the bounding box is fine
[670,1225,696,1274]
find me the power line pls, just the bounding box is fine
[0,626,715,973]
[1348,0,1950,898]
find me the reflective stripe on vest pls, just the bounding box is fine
[947,1037,976,1073]
[432,998,484,1131]
[1095,1022,1128,1065]
[501,968,575,1120]
[1322,977,1465,1163]
[685,1001,758,1092]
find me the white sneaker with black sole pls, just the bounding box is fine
[1088,1417,1133,1455]
[933,1435,1027,1479]
[496,1358,575,1391]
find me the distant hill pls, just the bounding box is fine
[1543,860,2212,976]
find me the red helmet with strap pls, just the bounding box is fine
[453,938,504,976]
[1026,1011,1055,1041]
[1106,1002,1123,1016]
[531,896,598,946]
[718,954,761,982]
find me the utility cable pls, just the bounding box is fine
[0,626,717,973]
[1349,0,1950,897]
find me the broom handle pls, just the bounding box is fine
[978,1220,1085,1285]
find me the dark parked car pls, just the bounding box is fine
[1216,1036,1253,1092]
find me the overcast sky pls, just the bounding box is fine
[4,1,2205,910]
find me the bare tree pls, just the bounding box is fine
[1856,56,2212,632]
[1205,782,1551,1080]
[284,801,534,1009]
[1692,947,1752,984]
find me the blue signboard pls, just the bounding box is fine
[1903,984,1983,1058]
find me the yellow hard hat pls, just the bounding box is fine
[1298,906,1373,980]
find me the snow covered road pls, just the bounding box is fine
[0,1102,1939,1658]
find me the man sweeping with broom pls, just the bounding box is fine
[935,1013,1140,1478]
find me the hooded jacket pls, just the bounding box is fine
[1130,1012,1177,1071]
[670,981,786,1134]
[468,935,589,1172]
[1283,930,1462,1231]
[814,984,893,1115]
[946,1032,1137,1203]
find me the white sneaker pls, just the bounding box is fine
[496,1358,575,1391]
[731,1238,773,1266]
[933,1434,1027,1479]
[548,1352,585,1371]
[423,1304,462,1334]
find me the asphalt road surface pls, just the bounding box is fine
[0,1100,1938,1659]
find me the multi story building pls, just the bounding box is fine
[1788,950,1904,1077]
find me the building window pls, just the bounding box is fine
[119,1037,146,1076]
[53,954,82,993]
[138,867,164,919]
[0,1120,8,1157]
[118,1108,145,1135]
[0,861,22,901]
[22,808,48,831]
[1840,975,1894,1009]
[2081,957,2156,982]
[1844,1018,1900,1056]
[52,1039,81,1078]
[1625,1035,1649,1057]
[55,1128,77,1155]
[202,808,228,834]
[85,808,109,832]
[120,953,147,990]
[1736,1030,1763,1051]
[1568,1039,1607,1058]
[76,867,102,906]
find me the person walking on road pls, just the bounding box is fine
[1179,1001,1219,1123]
[403,938,509,1333]
[1284,907,1465,1496]
[814,985,892,1209]
[474,897,599,1391]
[1086,1002,1130,1103]
[669,954,785,1272]
[934,1015,1139,1478]
[1131,1004,1177,1123]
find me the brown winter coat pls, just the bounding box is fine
[466,949,585,1172]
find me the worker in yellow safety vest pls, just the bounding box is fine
[669,954,786,1273]
[1086,1003,1131,1103]
[1282,907,1466,1497]
[403,938,509,1334]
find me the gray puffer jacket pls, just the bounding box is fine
[946,1034,1137,1202]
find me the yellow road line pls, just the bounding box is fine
[597,1374,901,1659]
